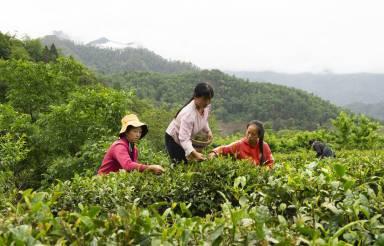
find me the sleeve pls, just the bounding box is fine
[313,142,323,157]
[202,105,212,134]
[113,144,148,172]
[212,141,241,157]
[178,114,195,157]
[203,122,212,134]
[263,143,274,168]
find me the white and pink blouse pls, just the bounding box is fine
[166,100,211,157]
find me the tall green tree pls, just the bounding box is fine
[24,38,43,62]
[0,104,33,190]
[2,58,80,121]
[9,39,30,60]
[0,59,8,103]
[42,45,50,63]
[49,43,59,61]
[37,86,134,155]
[0,32,11,59]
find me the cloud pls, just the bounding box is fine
[1,0,384,73]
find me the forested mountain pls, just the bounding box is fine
[41,35,199,74]
[229,71,384,120]
[230,71,384,105]
[2,31,342,133]
[346,102,384,121]
[100,70,341,132]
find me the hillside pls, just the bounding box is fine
[100,70,341,132]
[39,34,343,131]
[346,102,384,121]
[1,31,342,132]
[229,71,384,106]
[41,35,199,74]
[229,71,384,121]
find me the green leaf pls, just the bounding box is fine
[278,215,287,227]
[321,201,341,215]
[334,163,346,177]
[210,225,224,245]
[234,176,246,189]
[88,206,101,218]
[239,196,249,207]
[79,215,94,229]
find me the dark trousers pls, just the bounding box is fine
[165,133,188,164]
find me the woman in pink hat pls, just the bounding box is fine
[98,114,164,175]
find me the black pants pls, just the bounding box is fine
[165,133,188,164]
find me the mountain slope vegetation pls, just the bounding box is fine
[230,71,384,105]
[100,70,341,131]
[41,35,199,74]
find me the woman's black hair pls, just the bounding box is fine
[119,125,148,139]
[174,82,214,118]
[247,120,265,165]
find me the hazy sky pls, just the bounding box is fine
[1,0,384,73]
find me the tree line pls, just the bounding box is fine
[100,70,342,131]
[41,35,199,74]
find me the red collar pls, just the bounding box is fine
[241,137,259,147]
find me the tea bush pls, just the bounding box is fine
[1,150,383,244]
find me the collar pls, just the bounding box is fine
[120,137,135,148]
[241,137,259,147]
[191,100,211,115]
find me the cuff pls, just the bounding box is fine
[184,146,195,157]
[139,164,148,172]
[211,150,218,157]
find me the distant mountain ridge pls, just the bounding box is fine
[346,102,384,121]
[41,35,198,74]
[229,71,384,105]
[86,37,141,49]
[229,71,384,121]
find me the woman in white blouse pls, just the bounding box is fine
[165,83,214,164]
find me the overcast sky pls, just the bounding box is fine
[1,0,384,73]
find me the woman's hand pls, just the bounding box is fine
[208,152,217,160]
[147,165,165,175]
[189,150,206,161]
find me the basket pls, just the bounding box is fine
[191,132,212,148]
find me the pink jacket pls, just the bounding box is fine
[98,137,148,174]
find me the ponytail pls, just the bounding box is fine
[247,120,265,164]
[174,97,194,118]
[174,82,214,118]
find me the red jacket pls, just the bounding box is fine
[98,137,148,174]
[212,137,274,168]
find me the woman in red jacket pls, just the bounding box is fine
[208,120,274,168]
[98,114,164,175]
